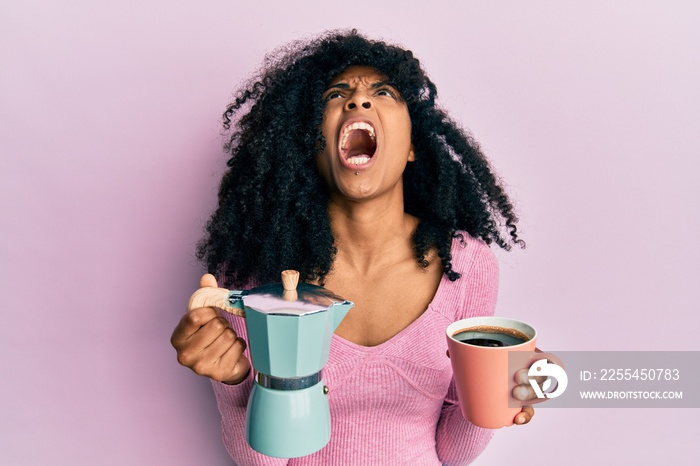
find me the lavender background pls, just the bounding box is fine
[2,1,698,465]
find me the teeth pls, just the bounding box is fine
[347,156,371,165]
[340,121,376,149]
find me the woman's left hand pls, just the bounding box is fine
[511,363,550,425]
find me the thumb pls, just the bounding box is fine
[200,273,218,288]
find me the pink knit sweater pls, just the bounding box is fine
[212,233,498,465]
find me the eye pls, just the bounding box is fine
[325,91,344,101]
[375,88,397,98]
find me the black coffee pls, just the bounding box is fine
[453,325,529,347]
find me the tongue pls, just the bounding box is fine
[346,129,376,158]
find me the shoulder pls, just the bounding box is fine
[448,232,499,278]
[431,232,499,320]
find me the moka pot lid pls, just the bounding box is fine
[230,281,351,317]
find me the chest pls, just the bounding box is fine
[324,258,443,347]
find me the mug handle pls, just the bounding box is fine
[519,348,566,406]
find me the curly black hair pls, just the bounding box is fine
[197,29,524,288]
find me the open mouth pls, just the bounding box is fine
[339,121,377,166]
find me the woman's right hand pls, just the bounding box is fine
[171,274,251,385]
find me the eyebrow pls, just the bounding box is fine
[325,83,350,91]
[324,81,392,92]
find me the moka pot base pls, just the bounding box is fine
[245,378,331,458]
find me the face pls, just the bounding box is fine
[317,66,414,202]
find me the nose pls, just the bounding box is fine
[345,95,371,111]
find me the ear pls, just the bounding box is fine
[407,144,415,162]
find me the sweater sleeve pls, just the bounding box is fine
[435,237,498,465]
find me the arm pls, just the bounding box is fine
[173,274,287,465]
[209,311,290,466]
[436,381,495,466]
[436,238,499,465]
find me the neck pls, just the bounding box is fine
[327,189,417,274]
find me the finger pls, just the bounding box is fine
[218,336,251,384]
[514,368,548,386]
[199,323,239,358]
[512,383,538,401]
[187,315,231,350]
[200,273,218,288]
[171,307,219,348]
[514,406,535,425]
[175,316,231,368]
[514,368,529,385]
[198,330,249,383]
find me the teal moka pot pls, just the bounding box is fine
[195,270,353,458]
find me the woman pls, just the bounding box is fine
[172,30,532,465]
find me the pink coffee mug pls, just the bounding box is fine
[446,316,559,429]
